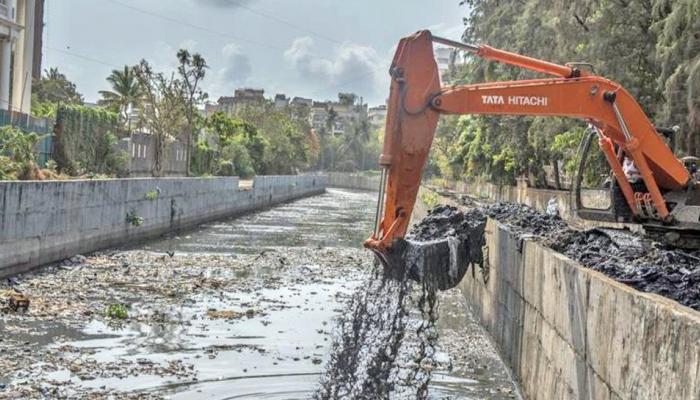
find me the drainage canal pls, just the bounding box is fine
[0,188,518,399]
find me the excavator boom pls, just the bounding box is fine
[365,30,695,279]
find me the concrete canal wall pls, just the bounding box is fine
[0,175,327,277]
[461,219,700,400]
[327,172,380,191]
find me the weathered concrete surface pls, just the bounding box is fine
[0,175,326,277]
[327,172,380,191]
[461,218,700,400]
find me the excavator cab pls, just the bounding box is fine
[572,128,625,224]
[573,126,700,248]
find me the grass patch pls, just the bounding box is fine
[126,210,144,227]
[144,189,160,200]
[419,190,440,209]
[104,304,129,320]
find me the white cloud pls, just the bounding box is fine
[205,42,253,97]
[219,43,252,84]
[178,39,199,51]
[426,22,465,40]
[192,0,254,8]
[151,40,181,72]
[284,37,388,102]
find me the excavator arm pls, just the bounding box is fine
[365,30,692,266]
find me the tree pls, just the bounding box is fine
[439,0,692,187]
[98,65,143,130]
[176,49,208,176]
[32,67,83,108]
[653,0,700,156]
[134,59,187,176]
[236,104,313,174]
[204,111,267,176]
[337,110,371,170]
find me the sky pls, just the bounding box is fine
[43,0,467,107]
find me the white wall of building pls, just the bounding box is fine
[0,0,36,114]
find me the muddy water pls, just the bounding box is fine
[1,188,519,399]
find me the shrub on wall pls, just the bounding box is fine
[52,104,128,176]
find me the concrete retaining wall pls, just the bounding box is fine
[327,172,380,191]
[0,175,327,277]
[461,219,700,400]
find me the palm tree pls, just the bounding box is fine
[98,66,143,130]
[338,116,371,170]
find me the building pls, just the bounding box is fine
[273,93,288,110]
[0,0,42,113]
[434,46,453,78]
[310,101,328,131]
[212,88,266,116]
[203,102,220,118]
[290,96,312,108]
[205,89,369,136]
[435,46,466,82]
[306,94,367,136]
[368,105,387,129]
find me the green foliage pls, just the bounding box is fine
[125,209,144,227]
[135,58,195,176]
[652,0,700,155]
[52,104,125,176]
[32,67,84,107]
[98,65,143,130]
[104,304,129,320]
[144,189,160,201]
[177,49,209,174]
[236,105,314,174]
[216,141,255,178]
[314,102,379,172]
[433,0,700,187]
[419,189,440,209]
[0,126,43,180]
[31,101,58,118]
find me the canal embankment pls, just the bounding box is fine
[416,185,700,400]
[327,172,380,191]
[0,175,326,278]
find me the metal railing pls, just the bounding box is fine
[0,109,55,167]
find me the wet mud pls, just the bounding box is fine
[316,268,436,400]
[427,200,700,312]
[316,205,497,399]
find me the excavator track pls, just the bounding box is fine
[643,225,700,251]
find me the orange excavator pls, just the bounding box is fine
[365,30,700,278]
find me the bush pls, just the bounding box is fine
[104,304,129,320]
[0,126,43,180]
[216,142,255,178]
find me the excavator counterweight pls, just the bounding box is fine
[366,30,700,288]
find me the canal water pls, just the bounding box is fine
[0,188,519,399]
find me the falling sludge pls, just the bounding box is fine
[316,198,700,399]
[315,205,488,399]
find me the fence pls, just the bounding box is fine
[0,107,187,176]
[118,132,188,177]
[0,109,54,167]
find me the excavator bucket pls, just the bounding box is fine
[381,237,472,291]
[369,206,487,291]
